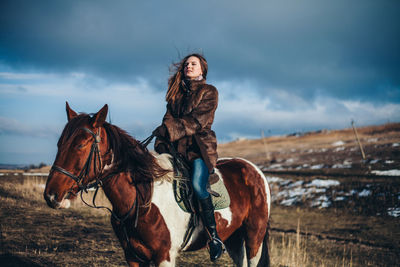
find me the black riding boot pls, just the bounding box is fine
[199,195,224,262]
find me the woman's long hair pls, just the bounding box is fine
[165,53,208,104]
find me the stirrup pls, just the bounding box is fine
[209,237,225,248]
[207,237,225,262]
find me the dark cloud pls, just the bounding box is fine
[1,0,399,102]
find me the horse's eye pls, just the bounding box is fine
[76,144,84,150]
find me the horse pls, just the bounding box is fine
[44,102,271,267]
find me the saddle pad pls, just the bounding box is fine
[174,175,230,213]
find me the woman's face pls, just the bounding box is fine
[184,56,203,80]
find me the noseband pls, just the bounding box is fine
[51,127,103,191]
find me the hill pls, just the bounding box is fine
[218,122,400,176]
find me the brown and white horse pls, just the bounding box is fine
[44,103,271,267]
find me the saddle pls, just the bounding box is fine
[171,155,230,214]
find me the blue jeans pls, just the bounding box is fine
[191,158,210,200]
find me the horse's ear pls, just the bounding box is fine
[93,104,108,127]
[66,101,78,122]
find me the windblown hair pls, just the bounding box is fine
[165,53,208,105]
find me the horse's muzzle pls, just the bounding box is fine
[44,191,71,209]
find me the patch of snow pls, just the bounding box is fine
[311,195,331,209]
[282,187,307,198]
[334,196,345,201]
[367,138,378,142]
[0,173,4,176]
[392,143,399,147]
[285,158,294,163]
[332,163,352,168]
[320,148,328,152]
[266,176,285,183]
[358,189,372,197]
[302,164,310,168]
[307,179,340,187]
[385,160,394,164]
[387,208,400,217]
[287,180,304,188]
[268,164,283,170]
[334,147,345,152]
[310,164,324,169]
[344,190,357,196]
[307,149,314,153]
[280,198,297,206]
[332,141,345,146]
[369,159,380,164]
[371,170,400,176]
[314,188,327,193]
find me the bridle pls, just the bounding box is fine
[50,126,149,263]
[51,127,103,192]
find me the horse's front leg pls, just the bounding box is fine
[111,218,153,266]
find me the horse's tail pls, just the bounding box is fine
[257,220,271,267]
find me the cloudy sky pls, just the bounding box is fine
[1,0,399,165]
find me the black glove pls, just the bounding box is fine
[152,125,167,137]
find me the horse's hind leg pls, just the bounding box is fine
[244,224,269,267]
[224,227,247,267]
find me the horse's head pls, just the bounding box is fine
[44,102,109,209]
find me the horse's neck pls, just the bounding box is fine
[101,153,174,216]
[102,172,136,216]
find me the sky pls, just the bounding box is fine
[1,0,399,165]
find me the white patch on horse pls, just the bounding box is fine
[214,168,233,227]
[152,181,191,261]
[152,153,191,262]
[60,198,71,209]
[248,243,263,267]
[158,259,175,267]
[236,158,271,218]
[153,153,175,181]
[216,208,232,227]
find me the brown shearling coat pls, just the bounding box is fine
[154,79,218,173]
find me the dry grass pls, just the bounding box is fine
[269,220,355,267]
[3,174,397,266]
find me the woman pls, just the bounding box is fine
[152,53,223,262]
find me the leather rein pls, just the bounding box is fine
[51,127,148,263]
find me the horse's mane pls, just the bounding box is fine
[58,113,169,206]
[103,122,169,206]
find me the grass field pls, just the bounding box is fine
[1,173,399,266]
[1,123,399,266]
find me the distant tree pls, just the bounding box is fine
[38,162,46,168]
